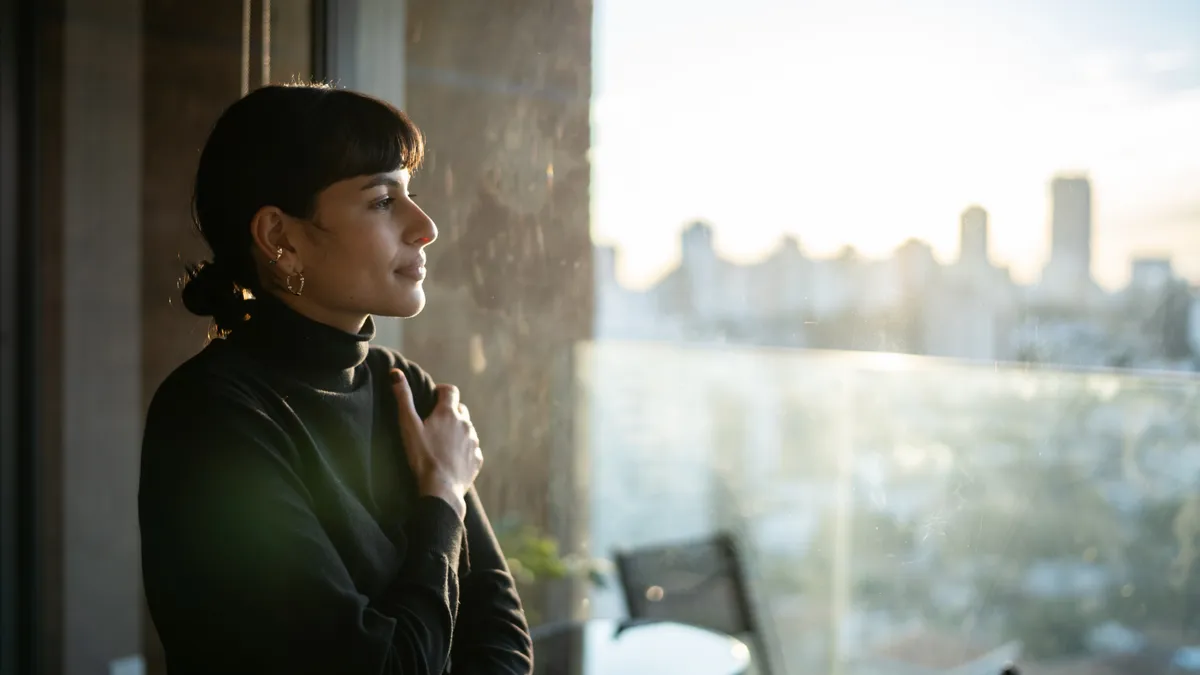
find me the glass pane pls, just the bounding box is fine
[579,342,1200,673]
[581,4,1200,671]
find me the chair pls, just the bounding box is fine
[529,621,586,675]
[613,532,776,675]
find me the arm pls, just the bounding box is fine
[139,379,464,675]
[450,487,534,674]
[403,363,534,674]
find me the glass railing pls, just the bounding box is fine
[572,340,1200,674]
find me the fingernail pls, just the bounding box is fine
[390,370,402,384]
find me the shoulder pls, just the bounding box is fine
[368,345,435,390]
[368,345,438,416]
[144,342,286,451]
[149,341,261,416]
[367,344,424,376]
[141,345,300,505]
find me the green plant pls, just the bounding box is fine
[493,516,609,589]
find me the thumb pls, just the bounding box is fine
[390,369,423,434]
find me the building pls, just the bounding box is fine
[960,205,990,269]
[1041,175,1094,303]
[1130,257,1174,293]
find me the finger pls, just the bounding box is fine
[390,369,423,433]
[458,402,471,422]
[474,446,484,464]
[434,383,461,413]
[468,424,479,445]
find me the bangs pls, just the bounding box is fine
[301,87,425,196]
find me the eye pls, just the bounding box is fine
[406,193,418,202]
[370,196,395,211]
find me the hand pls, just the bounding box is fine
[391,369,482,520]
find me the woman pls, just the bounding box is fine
[139,84,533,674]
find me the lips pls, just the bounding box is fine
[396,258,427,281]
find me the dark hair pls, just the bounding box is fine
[180,83,425,334]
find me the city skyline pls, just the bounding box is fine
[591,0,1200,291]
[595,170,1198,370]
[599,174,1182,297]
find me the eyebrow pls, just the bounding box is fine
[360,175,403,190]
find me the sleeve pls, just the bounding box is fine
[401,360,535,674]
[139,378,465,675]
[450,487,535,674]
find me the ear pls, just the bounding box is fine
[249,205,300,271]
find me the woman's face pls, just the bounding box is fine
[256,168,438,332]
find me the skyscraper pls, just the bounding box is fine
[1042,175,1093,300]
[960,205,989,267]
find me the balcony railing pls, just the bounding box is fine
[571,340,1200,674]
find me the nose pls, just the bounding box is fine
[405,204,438,247]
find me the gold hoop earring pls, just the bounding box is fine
[286,272,305,296]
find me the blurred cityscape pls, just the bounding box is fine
[582,172,1200,673]
[596,174,1199,373]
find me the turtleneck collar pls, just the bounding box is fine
[228,293,375,391]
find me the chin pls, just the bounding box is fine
[386,289,426,319]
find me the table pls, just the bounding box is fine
[532,618,751,675]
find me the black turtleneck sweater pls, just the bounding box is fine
[139,295,533,675]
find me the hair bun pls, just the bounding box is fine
[180,260,247,333]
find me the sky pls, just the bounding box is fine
[590,0,1200,290]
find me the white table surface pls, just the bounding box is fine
[533,618,751,675]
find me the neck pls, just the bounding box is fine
[272,292,371,335]
[228,292,375,391]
